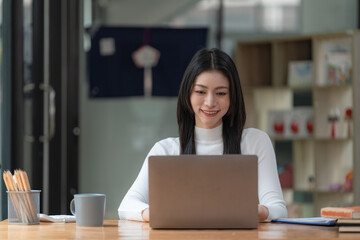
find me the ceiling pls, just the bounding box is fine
[95,0,202,25]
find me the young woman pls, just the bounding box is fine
[118,48,287,222]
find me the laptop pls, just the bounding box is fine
[148,155,258,229]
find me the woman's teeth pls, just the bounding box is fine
[203,110,217,114]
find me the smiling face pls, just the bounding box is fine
[190,70,230,129]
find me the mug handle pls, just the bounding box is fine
[70,199,76,215]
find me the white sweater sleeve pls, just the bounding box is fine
[242,129,288,221]
[118,139,176,221]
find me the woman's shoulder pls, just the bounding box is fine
[241,128,274,154]
[241,128,272,150]
[156,137,179,146]
[151,137,180,155]
[242,127,270,140]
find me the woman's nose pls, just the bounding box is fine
[204,93,216,107]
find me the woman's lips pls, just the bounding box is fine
[201,109,219,117]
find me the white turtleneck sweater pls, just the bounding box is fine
[118,125,287,221]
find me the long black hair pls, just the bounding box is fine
[177,48,246,154]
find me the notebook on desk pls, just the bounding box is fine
[148,154,258,229]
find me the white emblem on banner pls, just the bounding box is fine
[132,45,160,97]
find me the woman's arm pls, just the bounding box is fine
[118,139,178,221]
[118,157,150,221]
[243,129,288,221]
[257,130,287,220]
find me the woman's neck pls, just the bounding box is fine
[194,124,223,143]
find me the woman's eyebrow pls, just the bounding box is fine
[194,84,229,90]
[194,84,208,89]
[215,86,229,90]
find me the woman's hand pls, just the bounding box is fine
[258,205,269,221]
[142,208,150,222]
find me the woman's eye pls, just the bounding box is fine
[216,92,227,96]
[195,90,205,94]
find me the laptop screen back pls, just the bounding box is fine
[149,155,258,229]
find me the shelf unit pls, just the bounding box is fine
[236,31,360,218]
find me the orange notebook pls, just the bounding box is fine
[321,206,360,219]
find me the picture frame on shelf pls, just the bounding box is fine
[288,60,313,88]
[325,52,351,86]
[316,37,352,86]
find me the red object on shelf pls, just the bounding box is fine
[291,121,299,134]
[331,121,336,138]
[328,108,340,139]
[345,108,352,119]
[345,108,353,138]
[274,122,284,134]
[306,119,313,133]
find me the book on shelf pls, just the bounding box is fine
[338,225,360,233]
[321,206,360,218]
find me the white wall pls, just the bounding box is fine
[79,78,178,219]
[79,0,358,219]
[301,0,357,34]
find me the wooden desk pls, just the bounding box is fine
[0,220,359,239]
